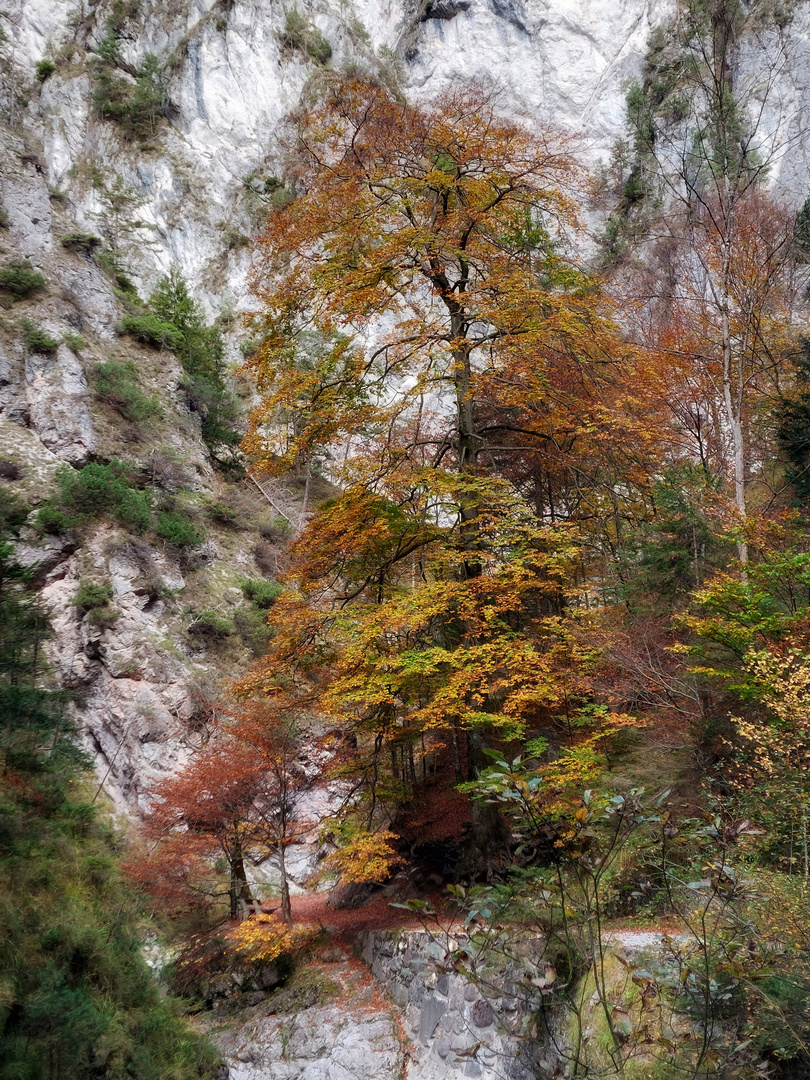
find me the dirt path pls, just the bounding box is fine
[287,891,458,934]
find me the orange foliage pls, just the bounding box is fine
[236,77,655,868]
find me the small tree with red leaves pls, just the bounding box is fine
[139,706,309,924]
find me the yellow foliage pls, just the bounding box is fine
[229,916,316,964]
[322,829,398,884]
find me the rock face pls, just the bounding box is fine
[200,942,407,1080]
[3,0,682,317]
[356,930,559,1080]
[212,1006,404,1080]
[203,931,565,1080]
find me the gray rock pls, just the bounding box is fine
[471,999,494,1029]
[418,992,447,1045]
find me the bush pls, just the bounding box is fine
[233,608,272,656]
[0,260,47,299]
[49,460,152,533]
[60,232,102,255]
[37,503,72,535]
[0,459,23,481]
[72,580,118,628]
[72,581,113,612]
[156,511,205,548]
[118,314,184,351]
[188,609,233,641]
[203,487,253,527]
[35,58,56,82]
[117,486,153,532]
[253,538,277,576]
[63,332,85,352]
[0,488,29,533]
[277,9,332,64]
[240,578,282,609]
[93,360,162,424]
[23,321,59,354]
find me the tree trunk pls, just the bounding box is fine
[278,839,292,925]
[229,837,253,920]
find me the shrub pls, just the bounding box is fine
[0,205,9,228]
[233,608,272,656]
[0,261,47,299]
[203,488,253,527]
[23,321,59,354]
[37,503,72,535]
[156,511,205,548]
[277,9,332,64]
[240,578,282,609]
[187,609,232,641]
[253,538,277,576]
[60,232,102,255]
[269,185,295,210]
[118,314,183,351]
[115,272,138,296]
[63,333,85,352]
[93,360,162,424]
[224,229,250,250]
[0,489,29,533]
[204,498,240,527]
[0,460,23,481]
[72,581,118,628]
[52,460,152,533]
[35,58,56,82]
[147,451,192,493]
[116,486,152,532]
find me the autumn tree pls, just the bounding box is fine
[239,77,648,865]
[617,0,806,561]
[225,703,310,925]
[142,709,308,923]
[145,739,264,919]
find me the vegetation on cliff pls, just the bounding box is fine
[0,521,221,1079]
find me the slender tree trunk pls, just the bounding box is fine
[718,225,748,567]
[278,838,292,925]
[229,836,253,919]
[452,333,482,579]
[299,463,311,533]
[451,723,462,784]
